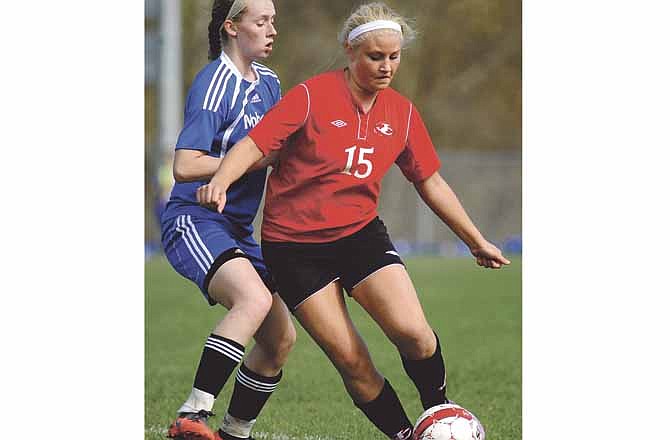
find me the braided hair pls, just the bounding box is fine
[208,0,247,60]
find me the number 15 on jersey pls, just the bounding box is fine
[341,146,375,179]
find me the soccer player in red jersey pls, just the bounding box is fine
[198,3,510,438]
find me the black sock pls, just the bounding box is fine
[401,331,447,410]
[227,363,282,421]
[193,334,245,398]
[355,379,413,439]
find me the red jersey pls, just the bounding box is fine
[249,70,441,243]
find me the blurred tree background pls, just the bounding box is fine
[145,0,521,250]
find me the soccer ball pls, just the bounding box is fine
[413,403,485,440]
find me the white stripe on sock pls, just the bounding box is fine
[236,370,277,393]
[205,338,244,361]
[205,342,244,363]
[207,337,244,357]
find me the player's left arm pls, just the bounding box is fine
[414,172,511,269]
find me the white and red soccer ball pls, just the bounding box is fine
[413,403,485,440]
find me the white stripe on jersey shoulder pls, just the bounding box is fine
[220,50,246,79]
[214,51,259,113]
[299,83,310,126]
[404,102,413,146]
[252,62,279,78]
[202,61,227,110]
[208,68,233,111]
[252,62,281,86]
[213,70,236,112]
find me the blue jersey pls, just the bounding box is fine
[161,52,281,233]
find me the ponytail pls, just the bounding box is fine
[207,0,228,60]
[207,0,247,60]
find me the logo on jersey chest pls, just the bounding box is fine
[243,112,263,130]
[374,122,393,136]
[250,93,262,104]
[331,119,348,128]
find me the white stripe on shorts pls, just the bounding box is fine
[175,216,208,274]
[236,369,277,393]
[351,263,404,291]
[185,215,214,263]
[178,216,212,268]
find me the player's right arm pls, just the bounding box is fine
[173,148,277,182]
[173,150,222,182]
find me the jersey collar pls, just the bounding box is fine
[220,50,260,84]
[339,68,384,115]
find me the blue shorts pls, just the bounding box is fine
[161,213,275,305]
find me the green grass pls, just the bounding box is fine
[146,256,521,439]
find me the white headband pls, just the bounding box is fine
[225,0,247,21]
[347,20,403,43]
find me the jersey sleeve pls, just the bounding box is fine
[248,83,309,155]
[395,105,442,182]
[175,75,227,152]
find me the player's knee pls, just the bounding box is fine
[235,290,273,324]
[260,322,296,368]
[334,349,375,379]
[395,326,436,360]
[277,323,297,358]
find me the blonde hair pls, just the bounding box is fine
[338,2,416,48]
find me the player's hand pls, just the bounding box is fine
[197,180,227,213]
[470,241,511,269]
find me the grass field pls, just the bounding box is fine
[146,256,521,439]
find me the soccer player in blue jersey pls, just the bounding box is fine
[160,1,295,439]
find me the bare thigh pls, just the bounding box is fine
[293,281,384,402]
[351,264,436,360]
[207,258,273,345]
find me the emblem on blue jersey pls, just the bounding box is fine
[250,93,262,104]
[374,122,393,136]
[243,112,264,130]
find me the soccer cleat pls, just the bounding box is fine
[215,430,255,440]
[167,410,216,440]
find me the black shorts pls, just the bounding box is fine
[262,217,404,311]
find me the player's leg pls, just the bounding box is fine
[218,295,296,439]
[170,257,273,440]
[214,235,296,440]
[341,218,448,410]
[262,238,413,440]
[351,265,448,410]
[293,282,413,440]
[163,215,274,439]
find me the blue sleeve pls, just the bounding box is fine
[175,108,223,152]
[175,67,228,152]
